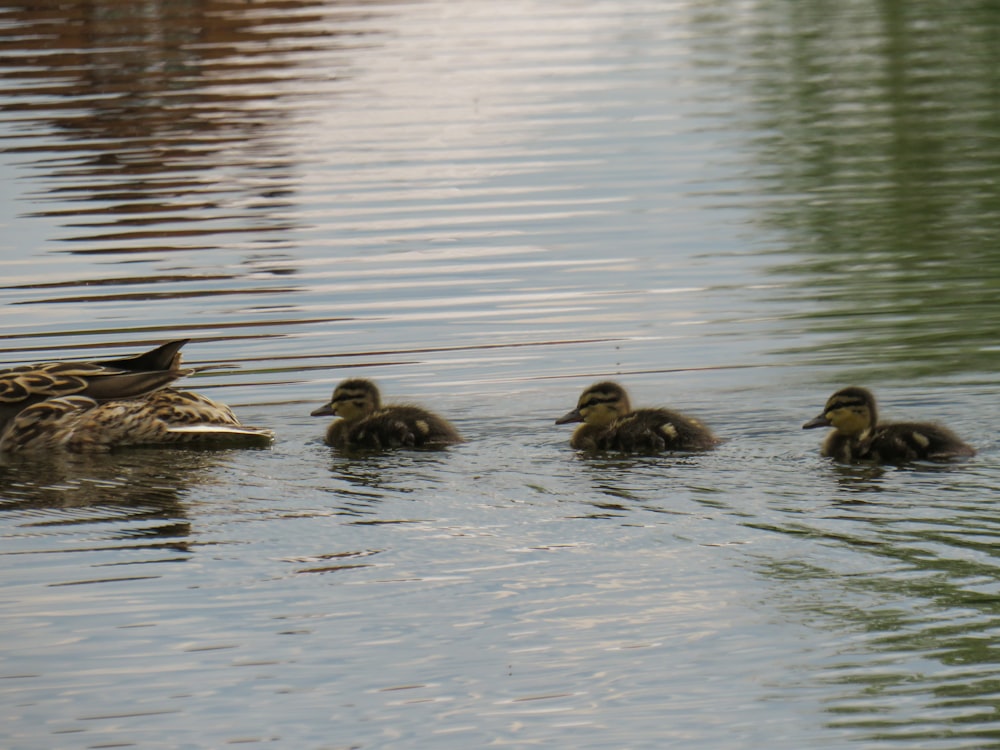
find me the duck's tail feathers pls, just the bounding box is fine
[97,339,190,373]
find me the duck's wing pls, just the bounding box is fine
[1,389,273,453]
[145,389,274,445]
[0,339,192,404]
[0,395,96,452]
[0,365,110,437]
[0,340,194,431]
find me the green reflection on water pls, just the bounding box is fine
[708,1,1000,743]
[757,484,1000,745]
[738,0,1000,377]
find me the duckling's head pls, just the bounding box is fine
[556,381,632,427]
[803,386,877,437]
[311,379,382,422]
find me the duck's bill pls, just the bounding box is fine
[555,409,583,425]
[802,414,831,429]
[310,403,336,417]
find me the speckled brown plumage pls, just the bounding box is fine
[311,379,462,450]
[803,386,975,464]
[0,340,273,453]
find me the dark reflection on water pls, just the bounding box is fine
[0,450,230,579]
[0,449,215,517]
[0,0,331,251]
[318,448,459,519]
[285,547,383,575]
[0,0,353,364]
[566,452,723,519]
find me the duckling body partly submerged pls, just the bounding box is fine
[311,379,462,450]
[803,386,974,464]
[0,340,273,453]
[556,381,717,453]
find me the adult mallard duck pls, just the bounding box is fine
[0,339,273,453]
[555,381,718,453]
[311,378,462,450]
[803,386,975,463]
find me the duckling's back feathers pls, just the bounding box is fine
[824,420,976,463]
[343,405,463,450]
[598,408,718,453]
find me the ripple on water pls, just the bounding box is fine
[3,0,1000,748]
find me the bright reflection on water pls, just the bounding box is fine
[2,0,1000,747]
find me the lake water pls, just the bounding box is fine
[2,1,1000,748]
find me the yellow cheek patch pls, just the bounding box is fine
[584,404,618,427]
[828,406,871,435]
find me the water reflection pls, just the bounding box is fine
[567,452,727,520]
[0,449,232,563]
[283,548,383,575]
[317,447,461,520]
[0,449,217,513]
[0,0,725,389]
[816,462,890,495]
[3,0,1000,747]
[755,466,1000,746]
[0,0,344,255]
[718,0,1000,376]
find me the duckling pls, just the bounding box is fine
[555,381,718,453]
[0,340,274,453]
[311,378,462,450]
[803,386,975,463]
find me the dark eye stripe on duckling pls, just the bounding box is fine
[582,394,619,408]
[332,390,367,403]
[829,397,866,411]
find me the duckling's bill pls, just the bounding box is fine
[802,413,831,429]
[555,408,583,425]
[310,402,336,417]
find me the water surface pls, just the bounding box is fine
[2,1,999,748]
